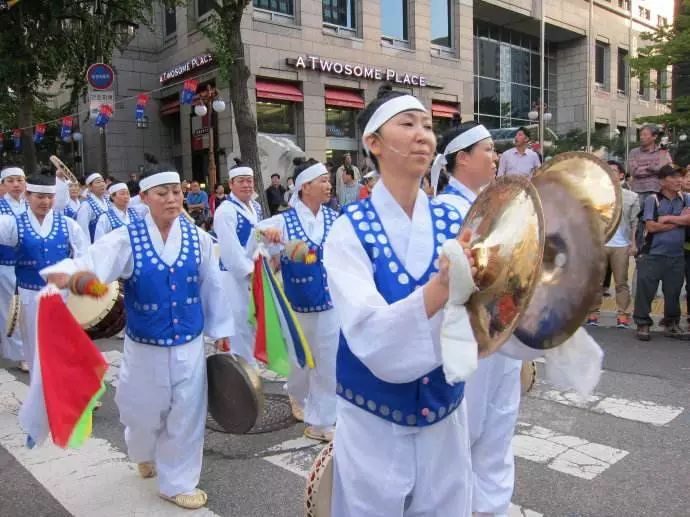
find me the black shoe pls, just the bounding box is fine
[636,325,651,341]
[664,324,690,340]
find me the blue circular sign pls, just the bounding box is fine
[87,63,115,90]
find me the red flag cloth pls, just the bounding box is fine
[37,290,107,448]
[252,257,268,364]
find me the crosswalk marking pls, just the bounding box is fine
[528,383,684,426]
[0,367,220,517]
[512,422,629,480]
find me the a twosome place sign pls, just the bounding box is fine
[160,54,214,84]
[289,55,429,87]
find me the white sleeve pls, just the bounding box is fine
[256,213,287,256]
[65,218,90,258]
[93,213,111,242]
[40,226,134,283]
[75,202,92,243]
[197,231,235,340]
[214,205,254,279]
[0,215,18,247]
[54,180,69,212]
[323,216,443,383]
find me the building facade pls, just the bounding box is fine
[75,0,674,184]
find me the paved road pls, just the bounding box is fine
[0,323,688,517]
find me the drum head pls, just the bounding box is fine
[520,360,537,394]
[5,295,20,337]
[305,442,334,517]
[65,281,120,330]
[207,354,263,434]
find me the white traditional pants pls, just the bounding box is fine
[226,271,256,366]
[464,353,522,517]
[331,400,472,517]
[287,309,339,428]
[0,265,23,361]
[115,336,207,497]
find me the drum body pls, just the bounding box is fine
[5,294,20,337]
[520,360,537,394]
[66,281,125,339]
[305,442,334,517]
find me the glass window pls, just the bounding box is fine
[431,0,452,48]
[477,115,501,129]
[510,84,530,119]
[197,0,216,17]
[595,42,609,88]
[165,7,177,35]
[476,78,501,117]
[476,39,500,79]
[254,0,294,16]
[323,0,356,29]
[433,116,453,138]
[657,69,668,101]
[257,101,296,134]
[617,48,628,94]
[638,72,648,98]
[510,48,530,85]
[325,107,357,138]
[381,0,408,41]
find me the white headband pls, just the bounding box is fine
[108,183,128,195]
[289,162,328,207]
[1,167,25,180]
[361,95,427,153]
[229,166,253,180]
[430,125,492,195]
[139,171,181,192]
[85,173,103,185]
[26,184,56,194]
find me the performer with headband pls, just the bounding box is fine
[0,174,88,373]
[258,159,339,442]
[0,165,27,370]
[76,172,110,243]
[322,86,478,516]
[213,160,263,366]
[62,181,83,219]
[434,124,523,517]
[42,167,232,510]
[94,183,140,241]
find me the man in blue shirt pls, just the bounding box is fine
[634,165,690,340]
[186,181,209,226]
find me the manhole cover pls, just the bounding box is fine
[207,393,296,434]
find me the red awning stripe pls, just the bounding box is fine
[432,101,459,118]
[160,100,180,116]
[325,88,364,109]
[256,80,304,103]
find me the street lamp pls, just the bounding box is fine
[680,133,688,143]
[194,84,227,189]
[136,116,149,129]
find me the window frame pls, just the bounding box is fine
[322,0,357,37]
[164,6,177,38]
[430,0,454,51]
[256,99,298,136]
[617,47,629,95]
[380,0,410,48]
[196,0,217,22]
[253,0,296,23]
[595,41,610,91]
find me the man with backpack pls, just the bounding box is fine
[634,165,690,341]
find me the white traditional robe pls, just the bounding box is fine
[64,197,82,216]
[257,200,339,429]
[323,182,472,517]
[0,193,26,362]
[76,192,109,243]
[0,210,88,371]
[40,214,234,497]
[54,177,69,213]
[129,195,149,219]
[93,206,135,241]
[214,193,260,366]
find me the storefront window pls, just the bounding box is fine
[254,0,294,16]
[433,117,453,137]
[326,107,357,138]
[257,101,296,135]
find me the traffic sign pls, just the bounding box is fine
[89,90,114,119]
[86,63,115,91]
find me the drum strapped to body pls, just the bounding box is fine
[65,281,125,340]
[5,294,20,338]
[520,360,537,394]
[305,442,334,517]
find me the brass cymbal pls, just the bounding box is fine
[535,152,622,242]
[463,176,545,357]
[514,172,605,350]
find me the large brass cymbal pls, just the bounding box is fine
[462,176,545,357]
[514,173,605,350]
[535,152,622,242]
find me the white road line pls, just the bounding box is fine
[262,437,542,516]
[528,383,684,426]
[0,368,220,517]
[512,422,629,480]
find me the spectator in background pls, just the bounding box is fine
[337,168,360,207]
[209,183,227,217]
[496,127,541,178]
[127,172,140,196]
[633,165,689,341]
[284,177,295,205]
[359,170,378,200]
[628,125,673,249]
[683,171,690,324]
[587,162,639,328]
[187,180,209,226]
[265,173,286,215]
[335,153,361,200]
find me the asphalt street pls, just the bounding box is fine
[0,322,688,517]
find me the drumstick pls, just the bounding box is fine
[69,271,109,298]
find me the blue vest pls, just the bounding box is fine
[15,212,71,291]
[0,198,18,266]
[230,199,255,248]
[443,183,475,206]
[63,202,80,219]
[280,206,336,313]
[124,215,205,346]
[86,195,109,242]
[336,198,466,427]
[105,207,138,232]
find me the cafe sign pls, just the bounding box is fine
[160,54,214,84]
[290,55,429,87]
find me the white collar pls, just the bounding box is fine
[448,177,478,203]
[27,208,54,236]
[295,199,323,222]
